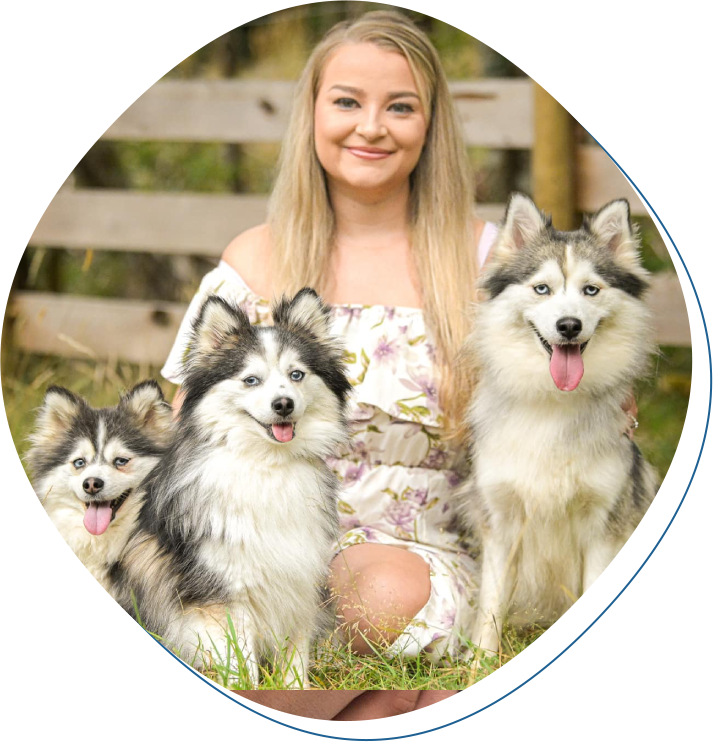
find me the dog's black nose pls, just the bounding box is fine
[556,317,582,340]
[271,397,295,417]
[83,477,104,494]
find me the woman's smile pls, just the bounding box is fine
[346,146,394,160]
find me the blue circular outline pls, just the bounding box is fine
[143,136,710,739]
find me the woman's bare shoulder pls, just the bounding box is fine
[221,223,272,297]
[472,216,486,245]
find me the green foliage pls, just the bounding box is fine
[635,345,691,476]
[635,217,674,274]
[116,142,242,193]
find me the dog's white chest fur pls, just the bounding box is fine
[476,400,629,520]
[196,451,333,594]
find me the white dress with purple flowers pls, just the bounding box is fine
[161,222,498,662]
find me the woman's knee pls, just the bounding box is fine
[330,545,432,652]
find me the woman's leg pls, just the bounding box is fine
[234,690,456,721]
[329,543,432,654]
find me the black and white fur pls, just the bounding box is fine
[111,289,351,688]
[459,194,658,656]
[27,381,173,592]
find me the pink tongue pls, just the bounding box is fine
[84,503,113,535]
[272,423,294,443]
[550,344,584,391]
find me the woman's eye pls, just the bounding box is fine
[389,102,414,114]
[114,457,130,468]
[72,458,85,469]
[533,284,550,295]
[244,376,260,386]
[290,370,305,382]
[583,285,600,296]
[334,97,358,109]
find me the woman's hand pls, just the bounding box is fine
[233,690,457,720]
[171,387,185,418]
[623,391,638,439]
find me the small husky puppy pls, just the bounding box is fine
[459,194,658,655]
[111,289,351,688]
[27,381,174,591]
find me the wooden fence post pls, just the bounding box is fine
[533,83,576,230]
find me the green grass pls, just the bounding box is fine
[144,620,545,691]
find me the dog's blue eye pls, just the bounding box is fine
[244,376,260,386]
[290,370,305,382]
[583,285,600,296]
[534,284,550,295]
[72,459,85,469]
[114,457,130,467]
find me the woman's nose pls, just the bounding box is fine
[355,106,387,140]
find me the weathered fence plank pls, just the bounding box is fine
[577,145,645,215]
[28,190,507,255]
[30,191,268,256]
[9,293,187,366]
[649,272,691,347]
[103,79,534,149]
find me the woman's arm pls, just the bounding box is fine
[171,387,185,417]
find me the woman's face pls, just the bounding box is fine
[314,43,428,199]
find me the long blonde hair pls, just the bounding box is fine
[268,9,477,435]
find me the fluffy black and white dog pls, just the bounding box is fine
[27,381,174,591]
[111,289,351,688]
[459,194,658,656]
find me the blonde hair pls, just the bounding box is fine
[268,9,477,435]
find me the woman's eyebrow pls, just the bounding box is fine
[328,84,420,101]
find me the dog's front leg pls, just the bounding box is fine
[180,608,260,689]
[278,635,311,689]
[471,532,515,658]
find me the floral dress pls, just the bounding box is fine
[161,222,498,662]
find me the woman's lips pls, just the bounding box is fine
[346,147,393,160]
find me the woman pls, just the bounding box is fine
[163,10,496,714]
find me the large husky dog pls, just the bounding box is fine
[111,289,351,688]
[459,194,658,656]
[27,381,174,591]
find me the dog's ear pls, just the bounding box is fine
[272,288,332,343]
[31,386,84,446]
[497,193,548,255]
[120,380,174,445]
[188,296,252,365]
[588,200,640,260]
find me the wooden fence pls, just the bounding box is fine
[11,78,690,365]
